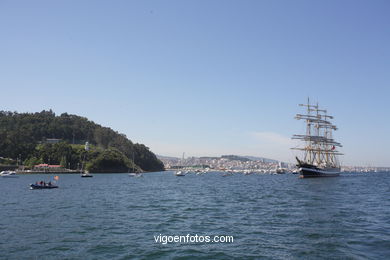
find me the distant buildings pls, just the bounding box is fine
[159,155,294,172]
[42,138,62,144]
[158,155,390,173]
[34,164,63,169]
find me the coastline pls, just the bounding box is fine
[16,169,82,174]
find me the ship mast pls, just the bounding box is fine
[292,99,342,168]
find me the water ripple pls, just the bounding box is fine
[1,172,390,259]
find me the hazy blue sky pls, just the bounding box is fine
[1,0,389,166]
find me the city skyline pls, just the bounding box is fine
[1,1,389,166]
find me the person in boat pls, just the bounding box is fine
[48,181,52,186]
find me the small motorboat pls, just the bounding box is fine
[175,171,185,176]
[129,172,143,177]
[30,183,58,190]
[81,173,93,177]
[0,170,18,178]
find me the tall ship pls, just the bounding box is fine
[292,99,343,178]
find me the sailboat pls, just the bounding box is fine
[174,152,186,176]
[129,152,142,177]
[275,161,286,174]
[81,142,93,177]
[292,98,343,178]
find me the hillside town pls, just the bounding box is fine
[158,155,390,174]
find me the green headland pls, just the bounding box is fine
[0,110,164,173]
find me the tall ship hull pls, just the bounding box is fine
[299,167,340,178]
[295,157,340,178]
[292,99,343,178]
[297,162,340,178]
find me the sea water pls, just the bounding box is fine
[1,172,389,259]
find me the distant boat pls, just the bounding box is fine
[174,152,186,176]
[30,182,58,190]
[80,141,92,177]
[175,171,185,176]
[292,99,343,178]
[128,152,142,177]
[0,170,18,178]
[275,168,286,174]
[129,172,143,177]
[275,161,286,174]
[81,172,93,177]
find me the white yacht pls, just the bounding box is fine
[129,172,143,177]
[81,172,93,177]
[0,170,18,178]
[174,170,185,176]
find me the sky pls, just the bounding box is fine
[1,0,389,166]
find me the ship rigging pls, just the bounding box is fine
[292,98,343,178]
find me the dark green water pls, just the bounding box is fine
[1,172,389,259]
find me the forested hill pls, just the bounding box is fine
[0,110,164,172]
